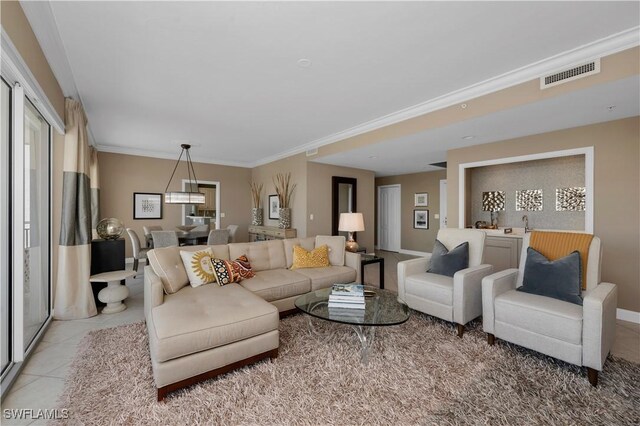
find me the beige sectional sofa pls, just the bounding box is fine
[144,236,360,400]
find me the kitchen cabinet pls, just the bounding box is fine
[484,235,523,272]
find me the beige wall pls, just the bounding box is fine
[376,170,446,253]
[251,154,308,236]
[447,117,640,312]
[98,152,252,258]
[2,1,66,298]
[306,162,375,252]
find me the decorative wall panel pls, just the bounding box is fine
[482,191,505,212]
[516,189,543,211]
[556,187,586,211]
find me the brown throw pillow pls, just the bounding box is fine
[211,255,256,286]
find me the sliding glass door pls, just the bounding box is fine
[1,79,11,375]
[23,99,51,348]
[0,77,52,385]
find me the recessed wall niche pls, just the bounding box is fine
[469,155,585,230]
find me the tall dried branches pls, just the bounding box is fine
[273,172,296,208]
[250,182,263,208]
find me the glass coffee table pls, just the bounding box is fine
[294,286,410,364]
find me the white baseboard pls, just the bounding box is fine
[399,249,430,257]
[617,308,640,324]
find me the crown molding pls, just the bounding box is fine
[1,27,65,133]
[95,144,253,169]
[20,0,79,99]
[254,26,640,167]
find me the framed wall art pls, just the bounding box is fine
[133,192,163,219]
[414,192,428,207]
[413,209,429,229]
[268,194,280,220]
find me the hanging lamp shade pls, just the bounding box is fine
[164,144,205,205]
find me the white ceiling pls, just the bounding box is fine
[25,1,640,168]
[314,76,640,176]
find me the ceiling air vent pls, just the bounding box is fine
[540,59,600,89]
[306,148,318,157]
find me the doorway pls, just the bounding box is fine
[439,179,447,229]
[181,180,220,230]
[377,185,401,252]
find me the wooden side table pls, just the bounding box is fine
[360,254,384,290]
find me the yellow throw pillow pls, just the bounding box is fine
[290,244,330,269]
[179,248,216,287]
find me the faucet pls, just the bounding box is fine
[522,215,531,232]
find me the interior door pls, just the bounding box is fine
[439,179,447,229]
[378,185,401,252]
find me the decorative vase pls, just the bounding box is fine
[251,208,264,226]
[96,218,124,240]
[278,208,291,229]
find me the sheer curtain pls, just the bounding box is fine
[54,98,99,319]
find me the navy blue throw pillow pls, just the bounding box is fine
[427,240,469,277]
[518,247,583,305]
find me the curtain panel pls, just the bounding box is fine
[54,98,99,319]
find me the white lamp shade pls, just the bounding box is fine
[338,212,365,232]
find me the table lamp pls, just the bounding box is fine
[338,212,365,252]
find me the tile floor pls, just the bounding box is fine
[1,253,638,425]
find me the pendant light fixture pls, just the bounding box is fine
[164,144,206,204]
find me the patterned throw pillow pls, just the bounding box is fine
[211,255,256,286]
[290,244,330,269]
[179,248,216,287]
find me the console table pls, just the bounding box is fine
[248,225,297,242]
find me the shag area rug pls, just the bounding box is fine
[54,314,639,425]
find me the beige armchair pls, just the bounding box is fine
[398,229,492,337]
[482,233,617,386]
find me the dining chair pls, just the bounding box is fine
[143,225,163,248]
[151,231,179,248]
[125,228,149,276]
[207,229,230,245]
[226,225,239,243]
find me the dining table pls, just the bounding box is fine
[176,230,210,246]
[148,230,210,247]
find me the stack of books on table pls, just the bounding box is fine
[328,284,365,309]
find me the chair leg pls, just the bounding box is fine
[487,333,495,346]
[587,367,598,387]
[133,258,139,273]
[456,324,465,338]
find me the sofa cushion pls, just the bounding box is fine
[291,245,330,269]
[148,244,230,294]
[283,237,316,268]
[240,269,311,302]
[518,247,583,305]
[211,255,256,285]
[294,266,357,291]
[179,248,216,288]
[150,283,278,362]
[495,290,583,345]
[316,236,346,266]
[405,272,453,306]
[228,240,286,272]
